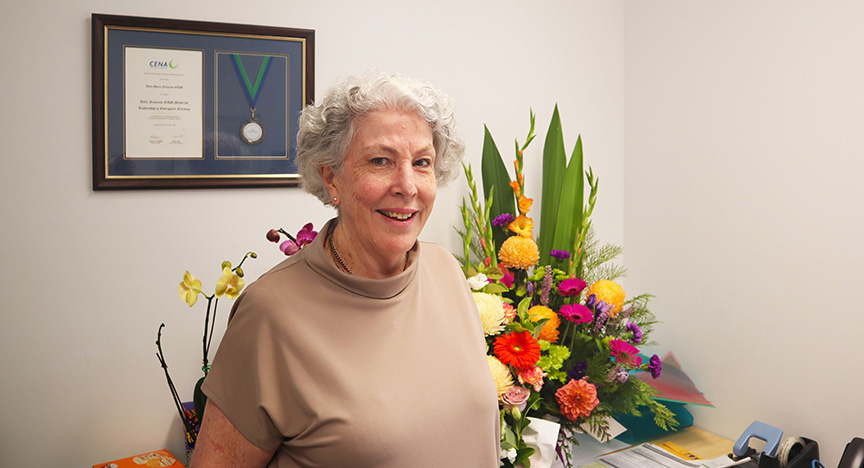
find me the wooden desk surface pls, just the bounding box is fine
[651,426,734,459]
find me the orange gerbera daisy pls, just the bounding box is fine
[555,379,599,422]
[585,280,626,316]
[498,235,539,270]
[493,331,541,370]
[527,305,561,343]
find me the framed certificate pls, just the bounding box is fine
[92,14,314,189]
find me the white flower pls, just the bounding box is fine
[474,292,506,336]
[467,273,489,290]
[505,448,517,462]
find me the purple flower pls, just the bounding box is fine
[559,304,593,324]
[540,266,553,305]
[557,278,587,297]
[648,354,662,379]
[296,222,317,246]
[550,249,571,260]
[266,229,281,243]
[619,306,635,320]
[593,306,610,333]
[626,322,643,344]
[608,366,629,383]
[492,213,516,227]
[567,361,588,381]
[279,239,300,256]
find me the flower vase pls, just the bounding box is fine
[181,401,201,465]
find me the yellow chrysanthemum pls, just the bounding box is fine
[214,266,245,300]
[527,305,561,343]
[487,355,514,398]
[498,235,539,270]
[586,279,626,316]
[178,271,202,307]
[507,215,534,238]
[473,292,506,336]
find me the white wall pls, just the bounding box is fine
[0,1,624,465]
[624,2,864,467]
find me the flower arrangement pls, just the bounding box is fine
[156,223,317,449]
[458,109,677,467]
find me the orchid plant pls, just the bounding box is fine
[157,251,255,447]
[157,222,319,450]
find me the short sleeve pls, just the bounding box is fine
[201,285,286,451]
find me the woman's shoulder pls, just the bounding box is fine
[416,241,467,282]
[417,241,459,265]
[226,252,311,321]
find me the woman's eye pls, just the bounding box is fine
[414,158,432,168]
[370,157,388,166]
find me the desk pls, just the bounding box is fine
[566,426,734,467]
[651,426,734,459]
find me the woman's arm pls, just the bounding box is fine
[190,400,275,468]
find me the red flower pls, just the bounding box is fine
[494,331,541,370]
[556,379,599,422]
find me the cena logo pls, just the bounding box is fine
[149,59,178,69]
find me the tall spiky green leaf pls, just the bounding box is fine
[480,125,515,251]
[538,106,566,265]
[552,135,584,260]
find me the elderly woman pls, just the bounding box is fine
[192,73,500,467]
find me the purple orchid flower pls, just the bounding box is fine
[280,239,300,256]
[296,222,317,246]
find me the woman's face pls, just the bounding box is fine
[323,108,437,269]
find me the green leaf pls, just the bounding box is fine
[517,297,532,319]
[482,283,509,294]
[483,266,505,280]
[538,106,566,265]
[503,427,518,448]
[552,135,584,256]
[480,125,515,251]
[193,376,208,423]
[515,447,536,467]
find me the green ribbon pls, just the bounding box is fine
[231,54,272,109]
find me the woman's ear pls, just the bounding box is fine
[321,165,340,206]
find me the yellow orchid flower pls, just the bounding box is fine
[508,215,534,238]
[214,266,245,299]
[178,271,202,307]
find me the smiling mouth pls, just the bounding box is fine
[379,210,416,221]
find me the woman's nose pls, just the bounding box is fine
[392,162,418,197]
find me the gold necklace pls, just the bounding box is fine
[328,235,409,275]
[329,235,352,274]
